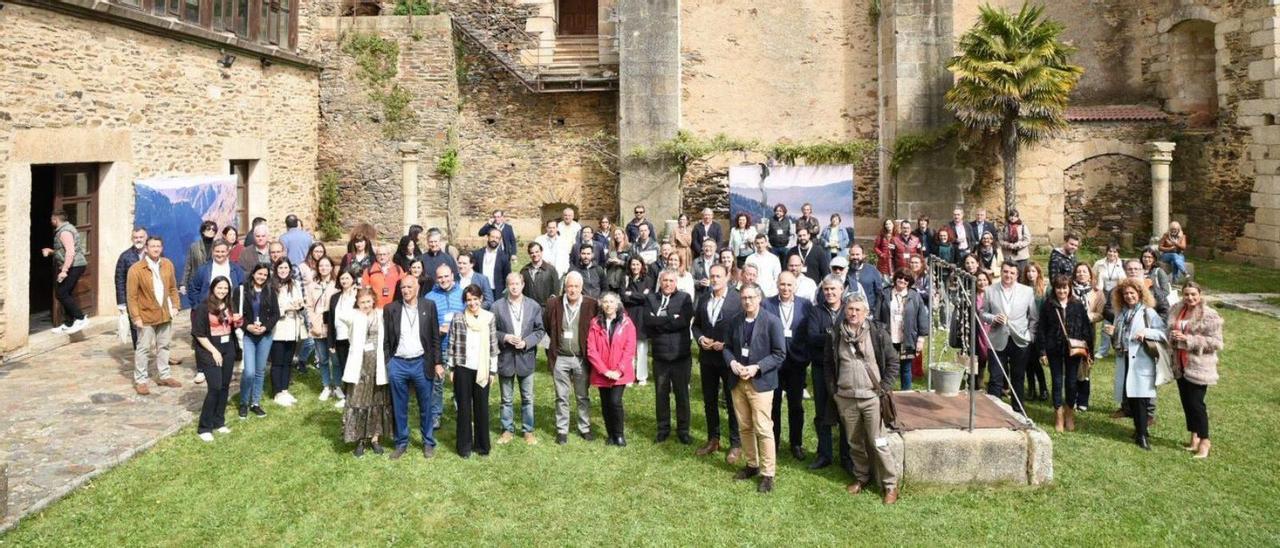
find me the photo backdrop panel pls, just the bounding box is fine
[728,164,855,228]
[134,174,238,305]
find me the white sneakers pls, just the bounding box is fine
[194,371,206,385]
[198,432,215,442]
[334,399,345,409]
[215,426,231,434]
[319,387,331,401]
[50,324,67,334]
[274,391,296,407]
[64,318,88,335]
[333,386,346,400]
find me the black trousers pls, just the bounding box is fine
[654,356,692,437]
[1177,377,1210,439]
[454,367,491,456]
[1128,396,1150,439]
[1026,341,1047,396]
[699,358,741,446]
[197,338,236,433]
[334,339,350,374]
[771,360,807,450]
[1046,350,1080,409]
[269,340,296,396]
[810,361,852,469]
[599,386,627,440]
[56,265,87,326]
[987,343,1029,414]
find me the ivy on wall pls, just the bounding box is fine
[341,32,418,140]
[629,131,878,182]
[889,125,958,175]
[316,171,343,240]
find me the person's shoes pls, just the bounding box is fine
[371,442,385,455]
[809,456,833,470]
[497,431,515,445]
[135,383,151,396]
[282,391,298,404]
[734,467,760,481]
[524,433,538,445]
[883,488,899,505]
[333,386,346,400]
[215,426,231,434]
[616,436,627,447]
[194,372,206,385]
[250,405,267,418]
[273,393,293,407]
[354,440,366,458]
[579,431,595,442]
[334,399,345,409]
[390,446,407,460]
[605,437,617,446]
[423,445,435,459]
[556,434,568,445]
[757,476,774,493]
[238,405,248,419]
[50,324,67,335]
[157,377,182,388]
[677,433,692,445]
[1135,436,1151,451]
[198,432,214,442]
[433,418,441,430]
[1193,439,1211,459]
[1076,405,1088,413]
[695,439,720,456]
[1064,407,1076,432]
[1184,435,1202,452]
[1110,408,1126,419]
[790,445,806,460]
[319,388,332,401]
[65,318,88,334]
[1038,389,1049,401]
[655,432,670,443]
[846,482,866,494]
[726,447,742,465]
[638,380,648,386]
[459,452,472,459]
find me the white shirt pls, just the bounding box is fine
[535,234,569,275]
[210,260,231,285]
[460,274,474,291]
[482,248,499,282]
[745,252,782,298]
[508,297,525,336]
[146,256,167,308]
[676,273,696,299]
[795,275,817,301]
[395,304,425,358]
[557,221,582,245]
[890,289,908,344]
[953,222,970,250]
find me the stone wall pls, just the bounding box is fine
[0,5,320,351]
[1063,154,1153,246]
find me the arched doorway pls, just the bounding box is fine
[1063,154,1151,247]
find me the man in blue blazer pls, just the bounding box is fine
[477,210,519,259]
[722,283,787,493]
[763,272,812,461]
[185,241,245,308]
[382,276,444,460]
[473,228,513,298]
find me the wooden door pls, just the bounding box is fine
[51,164,99,324]
[558,0,597,35]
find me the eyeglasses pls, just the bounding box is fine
[635,210,645,214]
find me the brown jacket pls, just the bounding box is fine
[543,294,597,370]
[126,257,181,326]
[1167,302,1223,386]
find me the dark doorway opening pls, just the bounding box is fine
[557,0,598,36]
[30,166,56,332]
[30,163,100,332]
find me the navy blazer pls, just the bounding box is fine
[691,221,723,256]
[471,248,512,298]
[185,261,245,308]
[382,297,443,377]
[693,288,741,366]
[721,309,787,392]
[848,263,886,311]
[477,222,518,259]
[115,246,144,306]
[763,295,812,364]
[492,296,545,377]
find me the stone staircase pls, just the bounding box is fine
[451,14,617,93]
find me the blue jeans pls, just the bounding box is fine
[896,344,914,390]
[388,356,436,449]
[1096,320,1113,357]
[432,367,446,427]
[1161,252,1186,281]
[499,374,535,434]
[313,338,338,387]
[296,337,316,367]
[240,333,273,406]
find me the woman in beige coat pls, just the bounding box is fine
[1167,282,1223,459]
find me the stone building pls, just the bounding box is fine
[4,0,1280,354]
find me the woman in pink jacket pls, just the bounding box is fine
[588,292,637,447]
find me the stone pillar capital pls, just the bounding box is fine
[1146,141,1176,164]
[399,141,422,157]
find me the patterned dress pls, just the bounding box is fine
[341,315,393,443]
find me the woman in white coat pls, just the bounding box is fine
[339,288,393,457]
[1105,277,1167,451]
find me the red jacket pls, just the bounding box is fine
[873,234,894,276]
[587,314,636,388]
[891,234,922,272]
[363,261,404,309]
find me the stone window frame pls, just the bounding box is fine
[122,0,298,50]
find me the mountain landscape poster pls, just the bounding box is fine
[728,164,855,230]
[133,174,238,306]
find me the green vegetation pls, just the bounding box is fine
[316,171,343,241]
[890,125,958,175]
[946,3,1083,213]
[629,131,877,184]
[5,309,1280,545]
[436,146,459,179]
[341,33,418,140]
[392,0,442,16]
[1193,259,1280,294]
[766,139,877,167]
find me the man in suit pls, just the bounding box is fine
[455,254,494,309]
[115,227,148,348]
[473,228,512,298]
[691,208,723,257]
[981,261,1039,414]
[645,269,696,444]
[694,264,743,464]
[520,242,559,309]
[493,272,545,445]
[948,208,979,262]
[544,272,598,445]
[763,272,812,461]
[238,224,272,273]
[381,275,444,459]
[692,237,719,303]
[722,283,787,493]
[786,226,831,285]
[970,208,998,243]
[476,209,518,259]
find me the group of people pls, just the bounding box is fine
[86,200,1220,505]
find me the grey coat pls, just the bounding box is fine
[981,282,1039,351]
[1112,304,1167,401]
[492,296,545,378]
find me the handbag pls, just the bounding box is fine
[1056,307,1091,360]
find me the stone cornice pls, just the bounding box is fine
[6,0,323,71]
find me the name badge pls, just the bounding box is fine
[784,328,792,338]
[775,229,783,235]
[875,437,889,448]
[563,330,574,340]
[741,347,750,358]
[219,335,229,343]
[382,287,390,297]
[801,266,808,273]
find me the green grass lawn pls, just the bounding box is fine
[4,309,1279,545]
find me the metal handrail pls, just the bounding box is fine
[451,18,619,93]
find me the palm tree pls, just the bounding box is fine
[946,3,1083,213]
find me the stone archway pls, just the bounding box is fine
[1062,154,1151,247]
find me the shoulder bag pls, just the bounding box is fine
[1056,306,1092,379]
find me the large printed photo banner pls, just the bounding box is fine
[134,174,238,305]
[728,164,855,228]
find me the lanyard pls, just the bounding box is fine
[780,301,794,326]
[510,299,524,326]
[659,295,670,315]
[404,304,418,332]
[564,301,579,326]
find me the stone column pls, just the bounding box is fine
[399,142,421,232]
[1147,141,1176,241]
[617,0,681,227]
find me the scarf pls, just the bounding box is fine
[1006,222,1022,242]
[840,320,876,365]
[1174,304,1194,371]
[465,309,492,387]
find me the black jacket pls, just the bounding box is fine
[692,288,741,366]
[114,246,144,306]
[382,297,443,378]
[644,290,694,361]
[1038,298,1095,358]
[621,273,655,339]
[470,248,512,297]
[232,284,279,339]
[691,221,723,256]
[569,262,608,299]
[822,320,898,426]
[520,261,559,308]
[786,244,832,284]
